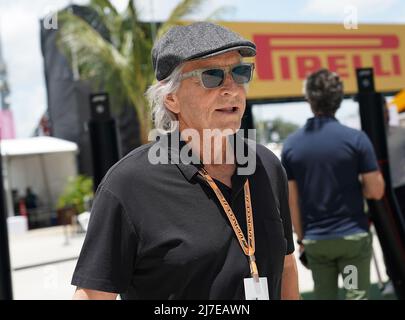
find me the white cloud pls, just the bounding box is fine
[92,0,239,20]
[132,0,237,21]
[185,0,238,21]
[133,0,180,20]
[303,0,398,17]
[0,0,89,137]
[0,4,46,137]
[12,86,46,137]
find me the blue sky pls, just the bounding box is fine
[0,0,404,137]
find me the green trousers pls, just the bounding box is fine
[303,232,372,300]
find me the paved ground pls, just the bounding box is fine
[7,225,391,300]
[9,225,84,300]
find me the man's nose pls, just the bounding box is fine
[220,72,239,95]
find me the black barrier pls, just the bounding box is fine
[88,93,120,191]
[356,68,405,299]
[0,143,13,300]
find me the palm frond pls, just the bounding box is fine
[57,11,128,109]
[88,0,122,48]
[57,0,215,144]
[166,0,205,22]
[205,6,236,21]
[89,0,118,16]
[125,0,139,22]
[157,0,204,39]
[58,12,126,69]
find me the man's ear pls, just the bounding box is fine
[164,93,180,114]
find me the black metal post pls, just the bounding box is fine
[88,93,120,191]
[356,68,405,299]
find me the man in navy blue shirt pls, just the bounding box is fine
[281,69,385,299]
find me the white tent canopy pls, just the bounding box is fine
[1,137,79,221]
[1,136,78,157]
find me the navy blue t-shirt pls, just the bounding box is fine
[281,116,378,240]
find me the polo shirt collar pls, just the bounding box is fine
[162,128,258,182]
[305,115,338,129]
[307,115,338,123]
[163,129,201,181]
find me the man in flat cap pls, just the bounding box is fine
[72,22,299,300]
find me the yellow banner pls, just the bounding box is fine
[219,22,405,100]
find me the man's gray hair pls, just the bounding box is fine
[146,65,183,132]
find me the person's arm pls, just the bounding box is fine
[73,287,118,300]
[281,253,300,300]
[356,132,385,200]
[288,180,303,242]
[360,171,385,200]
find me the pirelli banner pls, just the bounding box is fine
[220,22,405,100]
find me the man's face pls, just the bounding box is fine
[166,51,247,135]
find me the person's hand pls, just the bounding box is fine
[297,241,309,269]
[299,243,305,254]
[296,239,304,253]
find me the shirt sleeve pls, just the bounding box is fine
[281,145,295,181]
[71,185,138,294]
[357,131,379,173]
[278,164,295,255]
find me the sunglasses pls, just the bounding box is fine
[179,63,255,89]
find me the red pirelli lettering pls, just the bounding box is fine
[253,34,401,80]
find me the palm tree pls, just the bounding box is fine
[57,0,210,145]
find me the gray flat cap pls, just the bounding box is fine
[152,22,256,81]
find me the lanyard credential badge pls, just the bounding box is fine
[198,168,269,300]
[244,277,270,300]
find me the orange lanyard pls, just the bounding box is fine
[199,168,259,281]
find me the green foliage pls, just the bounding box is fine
[269,117,300,141]
[57,175,94,214]
[256,117,300,143]
[56,0,215,144]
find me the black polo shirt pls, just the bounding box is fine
[71,132,294,300]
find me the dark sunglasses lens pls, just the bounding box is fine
[231,65,252,84]
[201,69,224,88]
